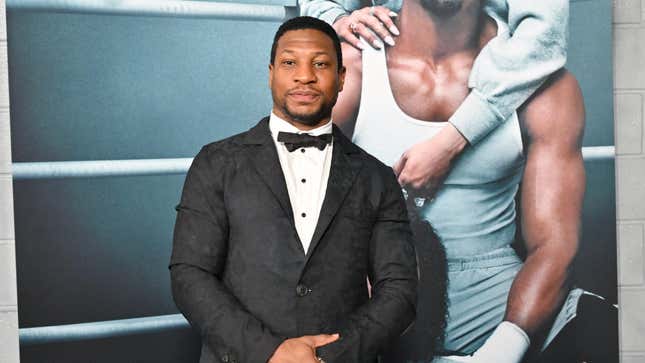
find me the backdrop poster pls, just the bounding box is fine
[7,0,617,361]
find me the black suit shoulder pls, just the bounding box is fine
[192,121,267,175]
[345,137,400,191]
[199,131,248,160]
[362,149,397,179]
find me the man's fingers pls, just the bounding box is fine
[393,154,407,176]
[397,170,410,187]
[395,155,411,186]
[312,333,340,347]
[301,333,340,348]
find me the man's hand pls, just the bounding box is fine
[333,6,399,50]
[268,334,339,363]
[393,123,467,197]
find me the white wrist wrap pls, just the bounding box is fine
[473,321,530,363]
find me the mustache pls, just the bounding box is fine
[286,87,322,96]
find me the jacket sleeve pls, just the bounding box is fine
[169,147,284,363]
[299,0,350,26]
[316,166,418,362]
[449,0,568,145]
[298,0,402,24]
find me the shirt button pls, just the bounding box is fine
[301,212,307,218]
[296,284,311,297]
[301,178,306,183]
[301,148,306,153]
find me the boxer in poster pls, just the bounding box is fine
[304,0,618,362]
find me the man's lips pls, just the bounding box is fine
[287,90,321,103]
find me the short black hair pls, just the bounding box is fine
[270,16,343,70]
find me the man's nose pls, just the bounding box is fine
[294,64,316,83]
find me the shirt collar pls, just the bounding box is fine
[269,112,333,143]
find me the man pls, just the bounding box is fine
[170,16,418,363]
[331,0,615,362]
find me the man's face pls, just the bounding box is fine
[420,0,463,16]
[269,29,346,128]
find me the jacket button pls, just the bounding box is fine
[296,284,311,297]
[221,354,230,363]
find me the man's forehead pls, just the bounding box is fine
[276,29,335,53]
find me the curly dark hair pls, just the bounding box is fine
[270,16,343,70]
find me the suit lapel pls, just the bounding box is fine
[304,125,363,265]
[241,119,364,260]
[242,118,303,253]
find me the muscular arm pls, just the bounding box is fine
[332,42,362,137]
[505,69,585,337]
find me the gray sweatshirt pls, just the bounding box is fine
[299,0,569,144]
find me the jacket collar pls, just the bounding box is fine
[242,117,361,155]
[242,117,364,261]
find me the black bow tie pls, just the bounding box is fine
[277,131,333,152]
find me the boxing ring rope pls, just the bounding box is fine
[19,314,190,346]
[12,146,615,180]
[12,158,194,179]
[6,0,297,22]
[13,146,615,345]
[581,145,615,161]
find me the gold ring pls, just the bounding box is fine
[369,6,375,16]
[349,22,358,33]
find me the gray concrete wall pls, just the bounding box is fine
[0,0,20,361]
[614,0,645,361]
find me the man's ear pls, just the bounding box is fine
[338,65,347,92]
[268,63,274,89]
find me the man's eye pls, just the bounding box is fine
[314,62,328,68]
[282,60,295,66]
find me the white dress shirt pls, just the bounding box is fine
[269,112,333,254]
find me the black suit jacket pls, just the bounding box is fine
[170,118,418,363]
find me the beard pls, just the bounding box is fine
[282,102,333,126]
[274,90,338,127]
[421,0,463,17]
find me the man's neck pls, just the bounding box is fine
[391,0,482,61]
[270,110,332,133]
[271,110,329,131]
